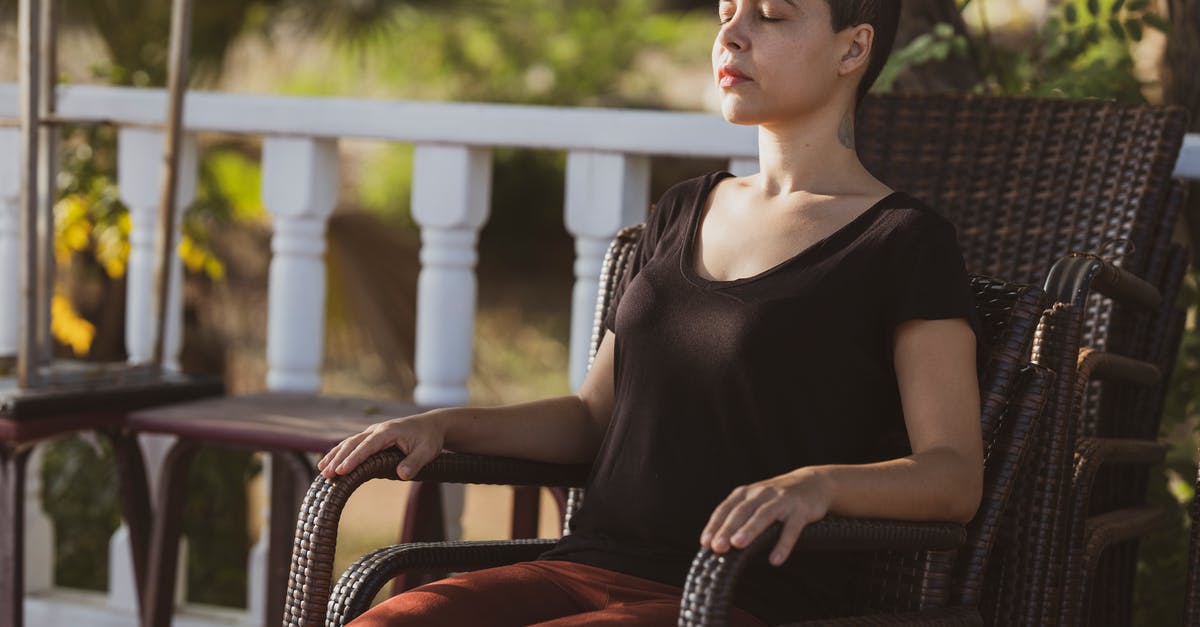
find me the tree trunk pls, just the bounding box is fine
[1163,0,1200,258]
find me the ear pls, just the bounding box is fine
[838,24,874,76]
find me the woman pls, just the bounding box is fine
[321,1,983,624]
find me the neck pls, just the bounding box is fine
[754,101,871,197]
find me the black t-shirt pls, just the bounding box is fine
[539,171,980,623]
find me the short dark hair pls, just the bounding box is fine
[824,1,902,105]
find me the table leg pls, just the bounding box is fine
[391,481,446,594]
[143,439,198,627]
[103,428,151,611]
[0,445,29,627]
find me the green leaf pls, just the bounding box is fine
[1065,3,1079,24]
[1124,18,1143,41]
[1127,0,1149,9]
[1086,0,1100,16]
[1112,0,1125,12]
[1142,13,1170,33]
[1108,17,1125,39]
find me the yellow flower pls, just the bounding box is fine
[51,293,96,356]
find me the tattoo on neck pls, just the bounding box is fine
[838,110,855,150]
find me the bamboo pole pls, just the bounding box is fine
[151,0,194,369]
[36,0,58,365]
[16,0,41,388]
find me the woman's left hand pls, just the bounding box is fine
[700,467,834,567]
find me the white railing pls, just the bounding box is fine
[0,83,1198,625]
[0,83,763,625]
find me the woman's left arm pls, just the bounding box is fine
[701,317,983,567]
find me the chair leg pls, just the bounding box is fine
[266,452,314,627]
[142,439,199,627]
[0,445,30,627]
[103,428,152,612]
[511,486,540,539]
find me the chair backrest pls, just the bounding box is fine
[857,93,1187,284]
[857,94,1190,624]
[857,94,1188,434]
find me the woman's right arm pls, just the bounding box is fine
[318,331,618,480]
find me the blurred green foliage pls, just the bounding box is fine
[41,437,120,591]
[882,0,1168,103]
[345,0,712,234]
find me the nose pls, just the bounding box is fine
[717,14,747,52]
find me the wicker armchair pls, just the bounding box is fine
[684,94,1191,625]
[853,93,1191,626]
[283,216,1052,625]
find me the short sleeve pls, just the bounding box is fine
[601,204,662,335]
[886,216,978,335]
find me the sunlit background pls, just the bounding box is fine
[0,0,1196,623]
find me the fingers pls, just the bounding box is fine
[728,501,785,550]
[396,439,440,480]
[708,490,769,553]
[701,487,745,547]
[332,431,391,476]
[768,516,807,567]
[318,432,368,478]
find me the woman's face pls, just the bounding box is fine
[712,0,869,126]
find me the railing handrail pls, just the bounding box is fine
[3,83,1198,177]
[0,83,760,158]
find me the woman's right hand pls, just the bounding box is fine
[317,411,447,481]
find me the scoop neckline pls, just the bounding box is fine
[681,171,901,289]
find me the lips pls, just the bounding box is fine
[717,65,752,88]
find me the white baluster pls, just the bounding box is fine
[23,445,53,594]
[118,127,196,371]
[411,144,492,407]
[246,453,268,623]
[728,157,759,177]
[262,137,338,392]
[0,129,18,360]
[109,129,196,613]
[251,137,337,618]
[563,151,649,391]
[411,144,491,542]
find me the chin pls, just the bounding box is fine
[720,104,767,127]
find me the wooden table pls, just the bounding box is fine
[0,375,223,627]
[126,393,438,627]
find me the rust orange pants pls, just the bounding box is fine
[347,559,768,626]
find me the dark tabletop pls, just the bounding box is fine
[0,374,224,443]
[126,392,429,453]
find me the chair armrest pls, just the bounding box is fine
[1073,437,1167,483]
[1043,253,1161,310]
[1053,438,1168,625]
[1069,436,1167,519]
[779,606,983,626]
[329,538,558,626]
[1083,505,1170,557]
[1066,437,1166,557]
[284,448,589,627]
[680,518,966,627]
